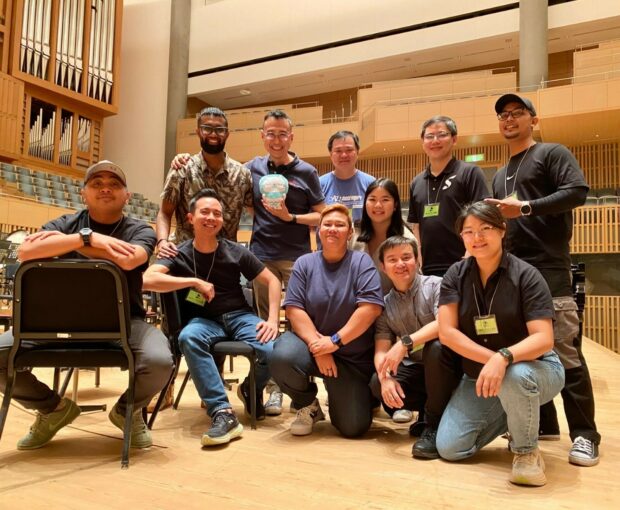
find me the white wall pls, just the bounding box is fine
[104,0,171,202]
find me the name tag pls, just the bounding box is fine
[186,289,206,306]
[423,203,440,218]
[508,192,518,200]
[474,315,499,335]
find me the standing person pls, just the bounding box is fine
[371,235,457,460]
[486,93,600,467]
[157,106,252,255]
[407,115,489,276]
[436,202,564,487]
[247,109,326,415]
[0,161,173,451]
[320,130,375,226]
[269,204,384,438]
[143,189,281,446]
[352,178,416,294]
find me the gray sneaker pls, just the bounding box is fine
[510,448,547,486]
[569,436,600,467]
[264,391,283,416]
[392,409,414,423]
[290,399,325,436]
[17,397,81,450]
[109,404,152,449]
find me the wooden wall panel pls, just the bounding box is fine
[0,72,24,157]
[584,295,620,353]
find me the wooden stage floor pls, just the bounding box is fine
[0,338,618,509]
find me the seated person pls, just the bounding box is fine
[142,189,280,447]
[269,204,384,438]
[0,161,173,450]
[436,201,565,486]
[371,235,452,459]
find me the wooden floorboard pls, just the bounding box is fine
[0,338,618,509]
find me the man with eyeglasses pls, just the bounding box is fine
[486,93,599,467]
[320,130,375,226]
[246,109,326,415]
[157,107,252,257]
[407,115,489,277]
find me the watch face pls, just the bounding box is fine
[401,335,413,347]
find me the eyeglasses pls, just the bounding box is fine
[199,125,228,136]
[423,132,452,141]
[497,108,528,121]
[263,131,291,140]
[460,225,496,240]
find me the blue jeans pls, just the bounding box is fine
[177,310,274,417]
[436,351,565,459]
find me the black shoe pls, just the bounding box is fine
[412,426,439,459]
[201,411,244,446]
[237,379,266,421]
[409,419,427,437]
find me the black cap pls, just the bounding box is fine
[494,94,537,116]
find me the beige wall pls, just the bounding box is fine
[103,0,171,202]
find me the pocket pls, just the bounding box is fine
[552,296,579,342]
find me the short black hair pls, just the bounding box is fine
[327,130,360,152]
[189,188,222,213]
[420,115,458,138]
[378,235,419,263]
[197,107,228,127]
[454,201,506,234]
[263,109,293,128]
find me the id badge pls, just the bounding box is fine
[186,289,206,306]
[423,203,440,218]
[474,315,499,335]
[508,192,518,200]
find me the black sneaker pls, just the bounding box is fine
[412,426,439,459]
[201,410,244,446]
[569,436,600,466]
[237,379,265,421]
[408,419,427,437]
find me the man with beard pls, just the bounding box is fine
[157,107,253,257]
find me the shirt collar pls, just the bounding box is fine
[423,157,456,179]
[393,273,420,301]
[200,152,229,178]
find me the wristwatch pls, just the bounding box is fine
[79,227,93,247]
[498,347,514,366]
[288,214,297,224]
[520,201,532,216]
[330,333,343,349]
[400,334,414,353]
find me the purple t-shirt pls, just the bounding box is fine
[247,154,324,261]
[284,250,384,370]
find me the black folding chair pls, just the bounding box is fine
[147,290,258,430]
[0,259,136,468]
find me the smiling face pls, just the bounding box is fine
[261,117,293,161]
[330,136,358,174]
[460,215,505,262]
[188,196,223,238]
[365,185,396,226]
[381,243,418,291]
[498,101,538,143]
[196,114,229,155]
[318,210,352,251]
[421,122,456,162]
[81,171,129,214]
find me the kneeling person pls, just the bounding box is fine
[143,189,280,446]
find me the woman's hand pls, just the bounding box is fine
[476,352,508,398]
[315,353,338,378]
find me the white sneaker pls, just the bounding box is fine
[510,448,547,486]
[264,391,283,416]
[392,409,414,423]
[290,399,325,436]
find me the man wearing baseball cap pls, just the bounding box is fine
[0,160,173,452]
[486,94,600,467]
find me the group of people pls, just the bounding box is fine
[0,93,601,487]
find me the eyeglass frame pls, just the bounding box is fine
[198,125,228,136]
[497,107,532,121]
[460,225,497,240]
[262,130,291,141]
[422,131,453,142]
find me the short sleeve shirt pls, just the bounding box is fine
[155,238,264,319]
[161,152,253,242]
[492,143,589,293]
[284,250,384,370]
[439,252,554,378]
[320,170,375,224]
[407,158,489,275]
[43,209,156,319]
[247,154,324,261]
[375,274,441,363]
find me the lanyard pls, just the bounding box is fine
[504,144,533,198]
[192,242,217,282]
[426,171,447,205]
[472,275,501,317]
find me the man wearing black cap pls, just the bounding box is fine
[486,94,600,467]
[0,160,173,451]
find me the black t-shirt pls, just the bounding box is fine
[492,143,588,295]
[156,238,264,319]
[439,252,554,378]
[407,158,489,275]
[43,209,156,318]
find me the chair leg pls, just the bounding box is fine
[229,354,234,373]
[121,375,135,469]
[53,368,61,392]
[147,358,180,429]
[58,367,74,396]
[95,367,101,388]
[247,354,257,430]
[173,371,191,410]
[0,376,16,440]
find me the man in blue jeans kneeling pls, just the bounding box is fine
[143,188,281,446]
